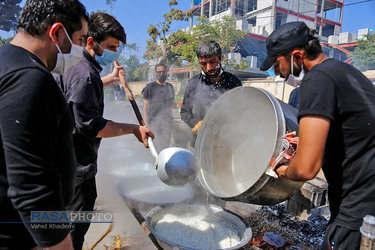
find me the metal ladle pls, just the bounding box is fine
[114,61,198,187]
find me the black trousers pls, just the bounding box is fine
[321,222,361,250]
[68,177,97,250]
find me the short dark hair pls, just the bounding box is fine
[301,36,322,60]
[17,0,88,38]
[87,12,126,44]
[155,63,167,71]
[282,29,322,61]
[196,40,222,59]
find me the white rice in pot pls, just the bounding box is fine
[154,213,241,249]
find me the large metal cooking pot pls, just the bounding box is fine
[146,203,252,250]
[195,86,304,205]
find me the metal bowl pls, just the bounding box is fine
[146,203,252,250]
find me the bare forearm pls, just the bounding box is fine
[276,116,329,181]
[277,155,317,181]
[97,121,139,138]
[284,162,308,181]
[101,66,123,88]
[101,75,116,88]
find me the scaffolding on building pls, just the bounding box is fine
[153,1,363,80]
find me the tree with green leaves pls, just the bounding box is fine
[132,61,150,82]
[118,54,149,82]
[105,0,117,15]
[0,35,13,46]
[144,1,247,70]
[0,0,22,32]
[115,42,148,82]
[350,34,375,71]
[121,43,149,81]
[172,15,248,69]
[144,0,191,67]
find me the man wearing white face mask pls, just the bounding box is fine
[61,11,154,250]
[52,27,85,75]
[0,0,88,249]
[285,54,305,87]
[260,21,375,250]
[53,17,88,90]
[286,53,304,110]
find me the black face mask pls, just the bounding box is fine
[156,73,167,83]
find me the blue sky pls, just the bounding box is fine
[1,0,374,59]
[81,0,375,58]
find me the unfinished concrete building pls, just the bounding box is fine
[150,0,364,80]
[191,0,343,37]
[188,0,344,74]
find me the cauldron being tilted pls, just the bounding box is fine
[195,86,303,205]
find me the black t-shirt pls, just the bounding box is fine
[143,81,175,123]
[180,71,242,128]
[298,58,375,229]
[288,86,300,109]
[0,44,76,247]
[62,49,108,182]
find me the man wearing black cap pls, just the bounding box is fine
[261,21,375,249]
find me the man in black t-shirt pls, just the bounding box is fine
[261,21,375,250]
[143,63,176,150]
[180,41,242,146]
[0,1,88,249]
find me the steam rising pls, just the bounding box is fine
[98,100,221,211]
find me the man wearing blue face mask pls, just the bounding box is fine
[61,11,154,250]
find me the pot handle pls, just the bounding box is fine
[148,137,159,169]
[267,131,298,178]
